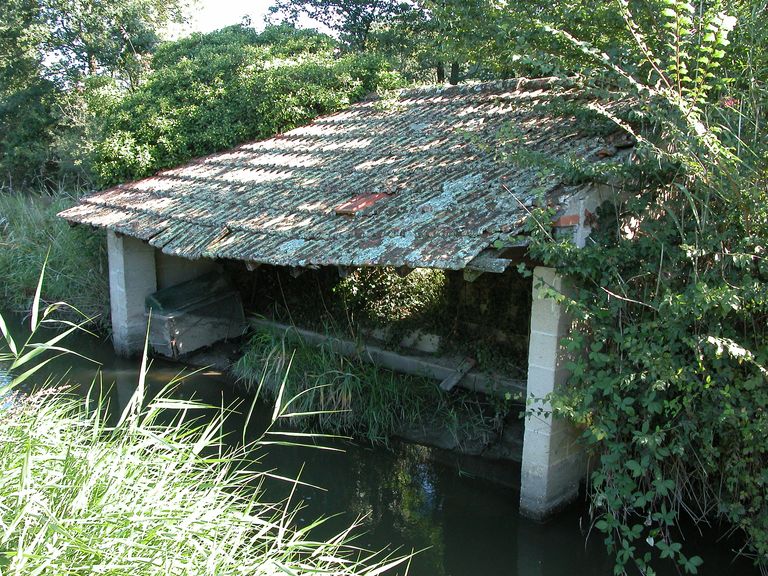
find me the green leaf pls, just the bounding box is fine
[0,313,18,356]
[30,253,49,332]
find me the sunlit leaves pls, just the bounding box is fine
[93,24,404,186]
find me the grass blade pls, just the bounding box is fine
[30,251,50,333]
[0,311,19,356]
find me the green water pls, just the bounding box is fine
[0,314,758,575]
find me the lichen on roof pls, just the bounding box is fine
[59,77,627,270]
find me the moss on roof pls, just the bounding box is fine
[60,77,625,270]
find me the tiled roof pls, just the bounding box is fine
[60,77,624,270]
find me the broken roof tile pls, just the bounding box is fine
[335,193,390,216]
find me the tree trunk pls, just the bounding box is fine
[436,62,445,83]
[88,52,97,76]
[449,62,459,85]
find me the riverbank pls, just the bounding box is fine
[2,313,758,576]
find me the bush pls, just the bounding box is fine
[0,79,60,189]
[93,24,404,186]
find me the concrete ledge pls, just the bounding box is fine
[249,318,526,399]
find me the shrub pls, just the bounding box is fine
[0,79,60,189]
[93,25,404,186]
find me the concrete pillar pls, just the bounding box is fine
[107,231,157,357]
[519,266,585,520]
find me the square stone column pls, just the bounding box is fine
[519,266,586,520]
[107,231,157,357]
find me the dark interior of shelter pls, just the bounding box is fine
[227,262,533,381]
[211,261,535,468]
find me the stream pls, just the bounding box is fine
[0,312,758,575]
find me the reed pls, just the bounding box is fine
[0,293,408,575]
[0,190,108,325]
[232,329,504,446]
[0,385,409,575]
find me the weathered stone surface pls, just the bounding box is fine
[519,266,586,521]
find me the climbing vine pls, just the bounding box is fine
[517,3,768,574]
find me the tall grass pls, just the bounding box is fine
[232,330,504,447]
[0,291,408,576]
[0,386,408,575]
[0,190,108,325]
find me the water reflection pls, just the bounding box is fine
[0,312,758,576]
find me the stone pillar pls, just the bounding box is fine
[519,266,585,520]
[107,231,157,357]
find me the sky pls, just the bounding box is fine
[166,0,331,38]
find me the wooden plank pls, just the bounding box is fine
[439,357,476,391]
[464,249,513,273]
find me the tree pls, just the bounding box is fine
[40,0,186,88]
[92,24,403,186]
[0,0,59,188]
[0,0,187,188]
[268,0,414,51]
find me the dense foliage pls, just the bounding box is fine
[269,0,413,50]
[0,18,401,189]
[93,24,403,186]
[269,0,530,82]
[493,2,768,574]
[0,0,187,188]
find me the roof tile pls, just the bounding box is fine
[59,78,623,269]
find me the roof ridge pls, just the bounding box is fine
[394,76,572,100]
